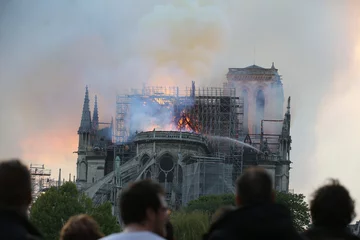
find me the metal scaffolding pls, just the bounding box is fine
[115,84,243,141]
[30,164,51,201]
[182,156,233,205]
[115,95,131,143]
[189,87,244,182]
[115,86,190,143]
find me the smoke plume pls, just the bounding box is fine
[128,0,230,88]
[129,97,176,133]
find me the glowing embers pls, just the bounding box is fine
[177,111,200,133]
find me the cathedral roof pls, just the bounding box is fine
[227,63,279,76]
[244,64,266,69]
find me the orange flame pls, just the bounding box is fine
[177,111,200,133]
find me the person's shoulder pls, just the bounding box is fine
[99,233,118,240]
[205,229,237,240]
[302,228,360,240]
[347,234,360,240]
[100,233,128,240]
[142,232,165,240]
[100,232,165,240]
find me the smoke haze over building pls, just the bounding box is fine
[0,0,360,218]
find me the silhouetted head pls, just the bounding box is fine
[0,159,32,210]
[310,179,355,228]
[235,167,274,206]
[120,179,168,236]
[60,214,104,240]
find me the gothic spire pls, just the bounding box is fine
[78,86,92,133]
[286,96,291,127]
[286,96,291,115]
[282,96,291,135]
[92,95,99,130]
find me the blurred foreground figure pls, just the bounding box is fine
[302,180,360,240]
[60,214,104,240]
[163,209,174,240]
[164,220,174,240]
[0,159,42,240]
[204,167,302,240]
[210,206,236,225]
[101,179,167,240]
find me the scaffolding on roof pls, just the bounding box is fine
[187,87,244,182]
[115,84,244,140]
[115,85,194,143]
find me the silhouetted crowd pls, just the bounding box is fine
[0,159,359,240]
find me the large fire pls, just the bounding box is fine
[136,91,200,133]
[177,111,200,133]
[140,110,200,133]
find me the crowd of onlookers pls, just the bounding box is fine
[0,159,359,240]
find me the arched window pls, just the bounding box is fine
[242,89,249,134]
[255,90,265,134]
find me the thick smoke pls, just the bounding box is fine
[1,0,360,218]
[129,0,230,88]
[129,97,176,133]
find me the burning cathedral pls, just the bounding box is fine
[75,63,292,214]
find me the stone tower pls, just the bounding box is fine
[76,87,106,189]
[225,63,291,192]
[226,63,284,135]
[76,86,93,187]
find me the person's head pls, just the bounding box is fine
[235,167,274,206]
[120,179,168,236]
[310,179,355,228]
[60,214,104,240]
[211,206,236,224]
[164,220,174,240]
[0,159,32,211]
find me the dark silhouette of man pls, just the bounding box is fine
[0,159,42,239]
[303,179,360,240]
[204,167,302,240]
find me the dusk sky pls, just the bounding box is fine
[1,0,360,217]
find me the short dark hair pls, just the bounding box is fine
[120,179,165,225]
[60,214,104,240]
[0,159,32,207]
[236,167,273,205]
[310,179,355,228]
